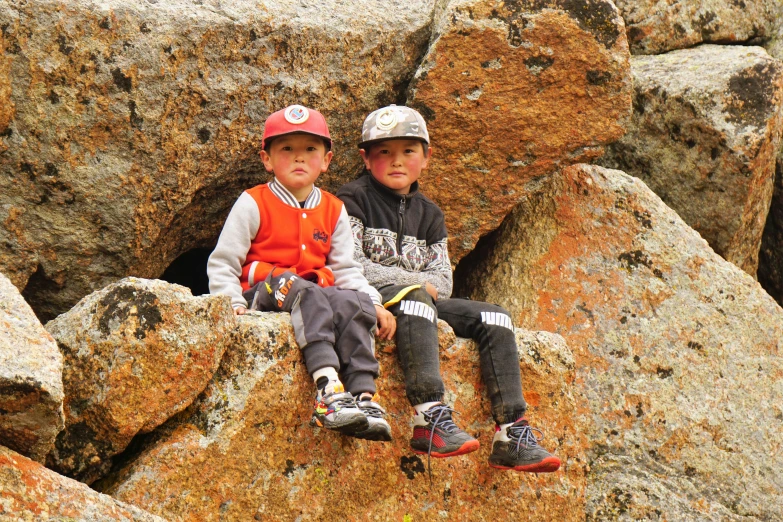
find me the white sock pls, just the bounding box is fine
[494,421,514,442]
[412,401,441,426]
[312,367,342,396]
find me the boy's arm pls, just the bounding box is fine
[326,206,383,306]
[347,216,454,298]
[207,192,259,309]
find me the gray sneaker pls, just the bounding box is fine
[310,386,369,435]
[488,418,561,472]
[350,398,392,442]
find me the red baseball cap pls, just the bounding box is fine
[261,105,332,150]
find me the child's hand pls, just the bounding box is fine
[374,304,396,340]
[425,282,438,301]
[234,306,247,316]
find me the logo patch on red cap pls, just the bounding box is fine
[284,105,310,124]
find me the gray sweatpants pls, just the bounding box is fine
[243,271,379,395]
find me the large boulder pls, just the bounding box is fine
[0,0,435,321]
[45,277,234,484]
[0,272,64,462]
[98,313,580,520]
[455,164,783,519]
[599,45,783,276]
[615,0,780,55]
[0,445,165,521]
[407,0,632,262]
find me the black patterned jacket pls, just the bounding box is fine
[336,174,453,297]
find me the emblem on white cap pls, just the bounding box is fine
[375,106,398,131]
[284,105,310,124]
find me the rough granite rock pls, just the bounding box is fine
[0,272,64,463]
[0,445,165,522]
[615,0,779,55]
[455,164,783,520]
[0,0,434,321]
[45,277,234,484]
[98,312,581,521]
[599,45,783,277]
[406,0,632,262]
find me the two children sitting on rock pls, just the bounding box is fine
[208,103,560,473]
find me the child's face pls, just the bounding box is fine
[260,133,333,197]
[359,139,431,195]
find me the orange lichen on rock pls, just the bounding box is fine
[409,0,632,263]
[100,313,582,521]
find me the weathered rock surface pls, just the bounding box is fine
[599,45,783,276]
[0,272,64,463]
[45,277,234,484]
[616,0,779,55]
[0,0,434,320]
[0,445,165,521]
[407,0,632,261]
[455,164,783,520]
[98,312,581,521]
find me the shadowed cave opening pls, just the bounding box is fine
[158,235,498,300]
[159,247,213,297]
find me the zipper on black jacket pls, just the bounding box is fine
[397,197,406,256]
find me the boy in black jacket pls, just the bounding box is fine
[336,105,560,472]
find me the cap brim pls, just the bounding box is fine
[265,130,332,148]
[357,136,429,149]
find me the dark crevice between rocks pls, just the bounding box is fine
[758,159,783,306]
[453,226,502,298]
[91,421,181,494]
[160,247,212,297]
[21,264,61,324]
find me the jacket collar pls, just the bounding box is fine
[367,173,419,202]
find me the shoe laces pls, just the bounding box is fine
[422,404,460,433]
[321,391,356,410]
[358,401,386,419]
[421,404,461,485]
[508,421,545,453]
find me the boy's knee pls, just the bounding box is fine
[394,288,437,322]
[329,288,376,327]
[476,303,514,330]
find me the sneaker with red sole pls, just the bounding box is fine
[489,418,561,472]
[410,403,479,458]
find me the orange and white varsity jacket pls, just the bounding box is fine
[207,178,382,309]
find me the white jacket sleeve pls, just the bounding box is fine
[327,206,383,306]
[207,192,260,309]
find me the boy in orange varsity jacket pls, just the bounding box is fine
[208,105,396,442]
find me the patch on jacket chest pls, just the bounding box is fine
[312,229,329,243]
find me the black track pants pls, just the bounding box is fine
[380,285,527,425]
[244,271,379,395]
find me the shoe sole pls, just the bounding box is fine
[311,415,369,434]
[351,425,393,442]
[411,439,480,458]
[489,456,561,473]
